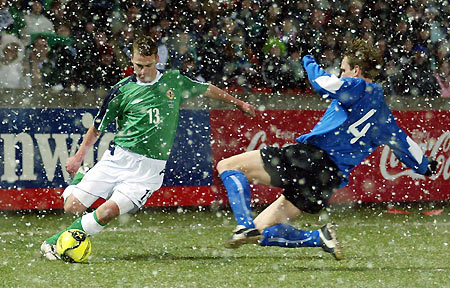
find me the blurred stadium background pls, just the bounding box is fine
[0,1,449,287]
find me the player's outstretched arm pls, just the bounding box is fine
[204,84,256,117]
[65,125,102,176]
[385,129,439,177]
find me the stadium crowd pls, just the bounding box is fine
[0,0,448,97]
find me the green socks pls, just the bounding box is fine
[45,217,84,245]
[45,211,106,245]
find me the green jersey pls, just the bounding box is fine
[94,70,209,160]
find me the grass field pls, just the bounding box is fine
[0,204,449,288]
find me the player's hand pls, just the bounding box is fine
[424,157,438,177]
[238,102,256,117]
[65,156,83,177]
[298,42,316,59]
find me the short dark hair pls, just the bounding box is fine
[344,38,383,80]
[132,35,158,56]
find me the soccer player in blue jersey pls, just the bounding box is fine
[217,38,437,260]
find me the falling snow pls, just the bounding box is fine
[0,1,449,286]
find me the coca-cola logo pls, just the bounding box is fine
[380,131,450,180]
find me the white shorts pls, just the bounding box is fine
[62,146,166,209]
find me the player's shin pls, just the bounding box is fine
[45,211,105,245]
[260,224,321,248]
[220,170,255,228]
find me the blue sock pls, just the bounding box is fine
[220,170,255,228]
[260,224,320,248]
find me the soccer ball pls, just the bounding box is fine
[56,229,92,263]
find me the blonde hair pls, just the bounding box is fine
[344,38,383,79]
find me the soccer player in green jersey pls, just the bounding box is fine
[41,35,256,260]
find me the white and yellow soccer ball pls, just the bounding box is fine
[56,229,92,263]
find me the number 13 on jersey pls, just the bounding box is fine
[148,108,161,124]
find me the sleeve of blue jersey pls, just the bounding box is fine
[377,119,430,175]
[302,55,364,107]
[392,149,429,175]
[393,135,429,175]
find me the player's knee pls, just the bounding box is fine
[217,158,237,174]
[96,203,120,224]
[63,200,85,215]
[62,186,93,215]
[109,192,136,215]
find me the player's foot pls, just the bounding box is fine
[224,225,263,249]
[40,241,60,260]
[319,223,343,261]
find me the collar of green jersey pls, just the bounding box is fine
[136,71,162,86]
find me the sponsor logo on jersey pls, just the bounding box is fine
[166,89,175,100]
[166,89,175,108]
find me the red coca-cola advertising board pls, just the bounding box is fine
[210,110,450,204]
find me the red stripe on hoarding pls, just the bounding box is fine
[0,188,65,210]
[0,186,215,210]
[144,186,216,207]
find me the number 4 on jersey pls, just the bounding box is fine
[348,109,376,144]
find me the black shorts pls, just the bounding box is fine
[260,143,342,214]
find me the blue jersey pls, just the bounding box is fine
[297,55,429,186]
